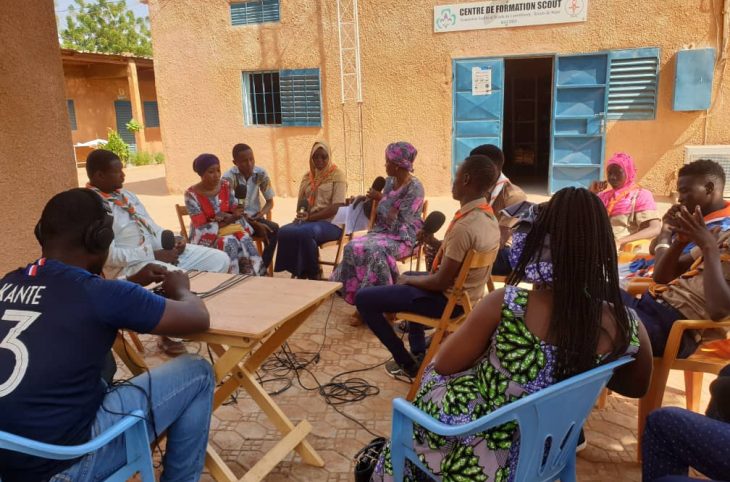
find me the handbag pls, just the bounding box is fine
[354,436,386,482]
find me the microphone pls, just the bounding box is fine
[161,229,176,250]
[296,198,309,224]
[423,211,446,235]
[361,176,388,218]
[234,183,247,210]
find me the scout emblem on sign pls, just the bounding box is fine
[565,0,585,17]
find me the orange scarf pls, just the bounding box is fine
[86,184,154,235]
[307,163,338,207]
[431,203,495,272]
[604,186,639,217]
[650,235,730,298]
[704,201,730,223]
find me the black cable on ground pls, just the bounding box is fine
[224,294,391,437]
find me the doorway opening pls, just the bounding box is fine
[502,57,553,193]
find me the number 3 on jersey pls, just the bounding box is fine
[0,309,41,397]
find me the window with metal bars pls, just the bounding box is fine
[230,0,280,26]
[242,69,322,127]
[143,101,160,127]
[67,100,77,130]
[607,48,660,121]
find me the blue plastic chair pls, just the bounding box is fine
[0,409,154,481]
[391,356,633,482]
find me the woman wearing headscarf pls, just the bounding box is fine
[590,152,661,248]
[332,142,425,307]
[274,141,347,279]
[184,153,264,275]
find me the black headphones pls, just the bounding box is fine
[35,189,115,254]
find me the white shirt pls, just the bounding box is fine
[102,189,165,279]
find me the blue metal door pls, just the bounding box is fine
[114,100,136,150]
[452,58,504,177]
[550,54,609,192]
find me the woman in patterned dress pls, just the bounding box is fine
[184,153,264,275]
[371,187,653,482]
[332,142,425,306]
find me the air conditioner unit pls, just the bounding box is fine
[684,145,730,198]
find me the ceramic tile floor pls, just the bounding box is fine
[118,286,712,482]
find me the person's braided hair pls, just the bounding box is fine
[507,187,633,381]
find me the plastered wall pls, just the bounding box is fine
[64,67,163,158]
[0,1,77,273]
[148,0,729,197]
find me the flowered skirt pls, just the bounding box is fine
[331,233,415,304]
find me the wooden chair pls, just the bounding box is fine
[637,317,730,460]
[336,199,430,272]
[396,247,498,400]
[318,224,348,271]
[175,204,271,274]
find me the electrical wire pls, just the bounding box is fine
[209,294,389,438]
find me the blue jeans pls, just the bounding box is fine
[355,274,463,370]
[51,355,214,482]
[620,290,697,358]
[274,220,343,278]
[643,407,730,481]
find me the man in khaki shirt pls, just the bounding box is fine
[355,155,500,379]
[623,159,730,357]
[469,144,527,221]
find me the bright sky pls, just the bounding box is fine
[55,0,149,29]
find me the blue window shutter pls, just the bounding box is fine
[143,101,160,127]
[674,48,716,111]
[67,100,77,130]
[607,48,660,120]
[113,100,136,149]
[230,0,280,26]
[280,69,322,127]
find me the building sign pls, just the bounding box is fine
[472,67,492,95]
[434,0,588,33]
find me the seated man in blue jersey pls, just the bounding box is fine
[0,189,214,482]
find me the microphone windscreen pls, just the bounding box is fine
[371,176,387,192]
[161,229,176,250]
[234,183,247,200]
[423,211,446,234]
[297,198,309,212]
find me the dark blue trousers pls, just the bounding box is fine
[643,407,730,481]
[355,274,462,369]
[491,246,512,276]
[274,220,342,279]
[620,290,698,358]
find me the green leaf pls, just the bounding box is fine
[60,0,152,56]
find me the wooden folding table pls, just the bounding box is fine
[113,273,341,482]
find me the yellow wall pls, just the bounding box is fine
[148,0,729,197]
[0,1,77,273]
[64,65,163,160]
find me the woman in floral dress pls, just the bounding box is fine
[371,187,653,482]
[332,142,424,305]
[185,153,264,275]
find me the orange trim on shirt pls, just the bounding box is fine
[431,203,495,272]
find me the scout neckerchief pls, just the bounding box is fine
[86,184,154,236]
[431,203,495,273]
